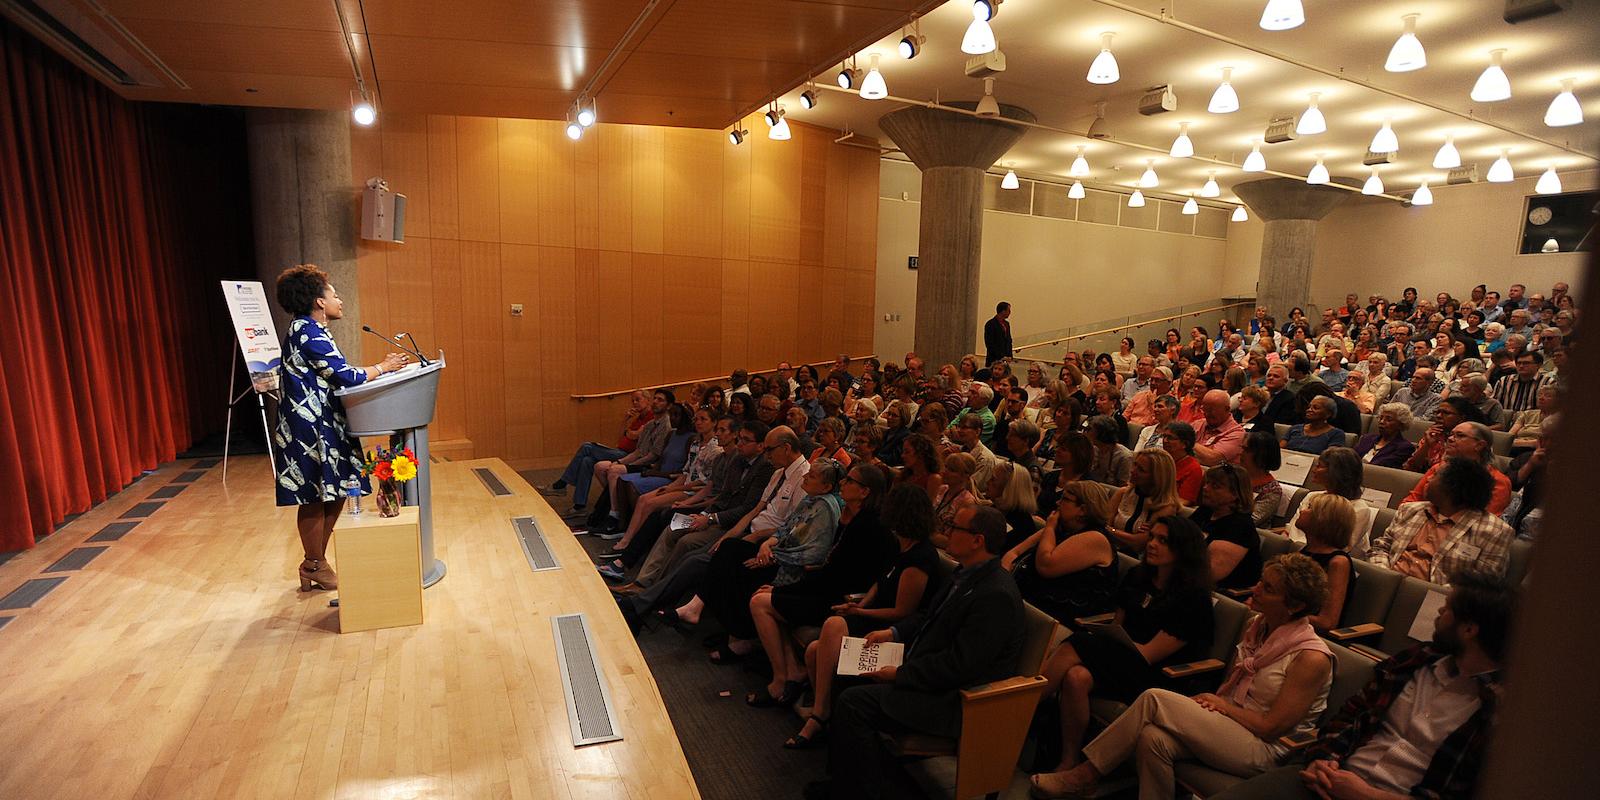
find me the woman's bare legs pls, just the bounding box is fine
[750,590,805,698]
[1039,642,1093,770]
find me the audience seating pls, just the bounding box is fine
[1507,538,1534,586]
[1357,465,1422,508]
[1258,529,1300,560]
[1346,576,1447,661]
[1328,560,1405,637]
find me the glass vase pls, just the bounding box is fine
[376,477,402,517]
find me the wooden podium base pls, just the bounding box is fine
[334,505,424,633]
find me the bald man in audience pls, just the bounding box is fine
[1390,367,1441,421]
[1192,389,1246,466]
[1402,422,1512,515]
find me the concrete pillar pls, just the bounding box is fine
[245,109,360,357]
[878,103,1033,369]
[1232,178,1349,315]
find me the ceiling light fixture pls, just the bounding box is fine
[576,96,597,127]
[800,86,819,110]
[1128,189,1146,208]
[1231,205,1249,222]
[975,77,1000,116]
[1242,140,1266,172]
[1087,32,1119,85]
[1385,14,1426,73]
[836,60,863,90]
[1411,183,1433,206]
[1182,195,1199,215]
[1470,49,1511,103]
[1296,92,1326,135]
[1068,180,1086,199]
[1541,238,1560,253]
[1306,155,1330,185]
[1362,169,1385,196]
[1486,149,1513,182]
[1170,122,1194,158]
[764,107,782,126]
[963,1,999,55]
[1209,67,1239,113]
[899,20,925,59]
[766,103,791,141]
[861,54,888,99]
[1369,118,1399,154]
[1139,159,1159,188]
[1535,167,1562,194]
[1545,78,1583,127]
[1001,164,1020,190]
[1432,134,1461,169]
[1259,0,1305,31]
[565,118,583,141]
[728,127,748,145]
[1201,171,1220,197]
[351,91,376,126]
[1070,145,1089,177]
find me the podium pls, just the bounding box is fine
[335,355,448,587]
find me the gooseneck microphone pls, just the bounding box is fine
[361,325,431,367]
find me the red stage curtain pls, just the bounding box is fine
[1,21,249,550]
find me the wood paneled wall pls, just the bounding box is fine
[350,115,879,466]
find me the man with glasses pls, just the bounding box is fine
[1400,422,1513,515]
[1126,366,1173,427]
[1122,356,1155,402]
[807,505,1024,800]
[1491,351,1549,418]
[947,412,999,494]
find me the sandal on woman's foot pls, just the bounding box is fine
[784,715,829,750]
[655,608,685,628]
[1029,770,1094,799]
[746,680,805,708]
[708,644,748,665]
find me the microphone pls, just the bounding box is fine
[391,331,432,366]
[361,326,430,367]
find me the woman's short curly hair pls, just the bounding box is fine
[275,264,330,316]
[1266,553,1330,618]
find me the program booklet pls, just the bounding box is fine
[837,636,905,676]
[1081,620,1142,652]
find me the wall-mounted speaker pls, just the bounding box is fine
[361,180,406,243]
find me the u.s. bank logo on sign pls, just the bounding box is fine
[242,325,269,340]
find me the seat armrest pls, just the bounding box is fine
[1073,612,1115,627]
[1277,731,1319,752]
[1221,587,1253,599]
[1348,643,1387,662]
[960,675,1047,703]
[1162,658,1226,679]
[1326,623,1383,641]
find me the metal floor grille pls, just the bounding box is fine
[511,517,561,571]
[89,521,140,542]
[119,501,164,519]
[473,467,511,496]
[0,616,12,631]
[44,547,108,573]
[149,484,187,499]
[192,458,221,469]
[550,614,622,746]
[0,578,68,610]
[171,470,205,484]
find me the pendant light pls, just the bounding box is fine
[1068,181,1086,200]
[1432,135,1461,169]
[1231,205,1249,222]
[1087,32,1119,85]
[1362,169,1385,196]
[1001,165,1020,190]
[1470,49,1511,103]
[860,54,887,99]
[975,77,1000,116]
[768,104,791,140]
[1208,67,1239,114]
[1259,0,1305,31]
[1069,145,1089,177]
[1541,239,1559,253]
[1486,150,1513,182]
[1139,159,1159,188]
[1369,119,1399,154]
[1182,195,1199,215]
[1169,122,1194,158]
[963,1,998,55]
[1535,167,1563,195]
[1545,79,1583,127]
[1242,140,1266,172]
[1201,172,1220,197]
[1385,14,1426,73]
[1127,189,1146,208]
[1306,156,1329,185]
[1411,183,1433,206]
[1297,92,1327,135]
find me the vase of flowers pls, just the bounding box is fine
[363,445,418,518]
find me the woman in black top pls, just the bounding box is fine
[1003,480,1119,625]
[1037,515,1215,770]
[1188,463,1264,592]
[785,484,941,749]
[1295,493,1358,632]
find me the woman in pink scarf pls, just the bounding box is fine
[1031,555,1334,799]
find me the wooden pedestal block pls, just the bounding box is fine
[334,505,424,633]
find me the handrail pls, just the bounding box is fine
[570,354,878,401]
[1012,301,1254,358]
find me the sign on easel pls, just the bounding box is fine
[221,280,282,392]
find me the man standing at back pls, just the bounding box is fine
[985,301,1014,369]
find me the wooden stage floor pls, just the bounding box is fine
[0,455,699,800]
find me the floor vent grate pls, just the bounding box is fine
[550,613,622,747]
[512,516,561,572]
[473,467,511,496]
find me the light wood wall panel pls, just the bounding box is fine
[353,114,878,466]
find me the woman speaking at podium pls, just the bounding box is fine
[273,264,407,591]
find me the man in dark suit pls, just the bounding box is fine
[807,505,1024,800]
[1263,363,1300,426]
[984,301,1014,369]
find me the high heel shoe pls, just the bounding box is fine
[299,559,338,591]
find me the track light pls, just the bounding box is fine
[1386,14,1426,73]
[1297,92,1326,135]
[1069,145,1089,177]
[1139,159,1158,188]
[351,91,376,126]
[1242,140,1266,172]
[975,77,999,116]
[1536,167,1562,194]
[1232,205,1249,222]
[973,0,1000,19]
[1001,166,1019,190]
[728,128,748,145]
[1487,150,1513,182]
[1087,33,1119,85]
[899,21,925,59]
[860,54,888,100]
[1182,195,1199,215]
[800,88,818,110]
[565,120,583,141]
[1259,0,1305,31]
[576,96,597,127]
[1201,172,1220,197]
[1545,79,1583,127]
[963,1,998,55]
[1471,50,1511,103]
[766,104,790,140]
[1128,189,1146,208]
[1412,183,1433,206]
[1362,169,1384,196]
[1208,67,1239,114]
[1068,181,1086,200]
[1169,122,1194,158]
[764,107,782,126]
[1306,156,1329,185]
[837,62,863,90]
[1369,119,1398,154]
[1432,135,1461,169]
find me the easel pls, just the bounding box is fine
[222,345,277,488]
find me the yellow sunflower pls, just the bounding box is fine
[391,455,418,482]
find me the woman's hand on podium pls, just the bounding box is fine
[379,352,409,374]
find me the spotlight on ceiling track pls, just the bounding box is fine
[800,87,819,110]
[1411,183,1433,206]
[1296,92,1326,135]
[764,106,783,127]
[1182,195,1198,215]
[899,20,925,59]
[351,91,376,126]
[1201,172,1220,197]
[1069,145,1089,177]
[837,60,863,90]
[565,119,583,141]
[1127,189,1146,208]
[1369,119,1399,154]
[576,96,597,127]
[1259,0,1304,31]
[1001,164,1019,190]
[769,104,791,141]
[1169,122,1194,158]
[1486,149,1513,182]
[1068,180,1086,200]
[1362,169,1385,196]
[1306,155,1329,185]
[1242,140,1266,172]
[1139,159,1159,188]
[729,128,748,145]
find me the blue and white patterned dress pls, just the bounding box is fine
[273,317,371,506]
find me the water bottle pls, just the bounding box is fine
[347,484,363,516]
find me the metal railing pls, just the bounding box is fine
[569,354,877,400]
[1012,300,1256,364]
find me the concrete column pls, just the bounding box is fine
[1232,178,1350,315]
[878,103,1033,369]
[245,109,360,357]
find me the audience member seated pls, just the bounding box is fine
[1003,480,1120,625]
[1123,355,1156,401]
[1002,418,1044,486]
[1135,395,1179,451]
[602,403,697,533]
[749,464,891,709]
[1189,464,1265,593]
[848,424,886,473]
[539,389,662,514]
[1235,385,1273,434]
[1087,415,1134,487]
[1282,396,1346,455]
[1403,396,1476,473]
[1108,449,1184,553]
[808,507,1023,800]
[809,416,852,468]
[895,432,943,499]
[1507,418,1555,540]
[1241,431,1284,527]
[931,452,980,549]
[1215,574,1514,800]
[1092,388,1132,447]
[945,411,999,491]
[1389,367,1442,422]
[1127,366,1175,426]
[1162,421,1204,506]
[1033,554,1335,799]
[913,399,950,442]
[1262,364,1300,426]
[1338,369,1377,414]
[1371,458,1514,584]
[1286,447,1377,557]
[1300,382,1363,433]
[1034,516,1216,771]
[1040,430,1094,509]
[876,401,910,466]
[603,412,726,550]
[1293,494,1358,631]
[1357,353,1393,404]
[1403,421,1512,515]
[1355,403,1417,469]
[1508,382,1557,454]
[1455,374,1506,430]
[950,381,998,446]
[1193,389,1246,466]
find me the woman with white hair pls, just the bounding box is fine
[1354,403,1416,468]
[1281,396,1346,455]
[1483,321,1508,353]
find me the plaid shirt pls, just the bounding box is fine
[1308,646,1502,799]
[1491,372,1549,413]
[1369,502,1513,585]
